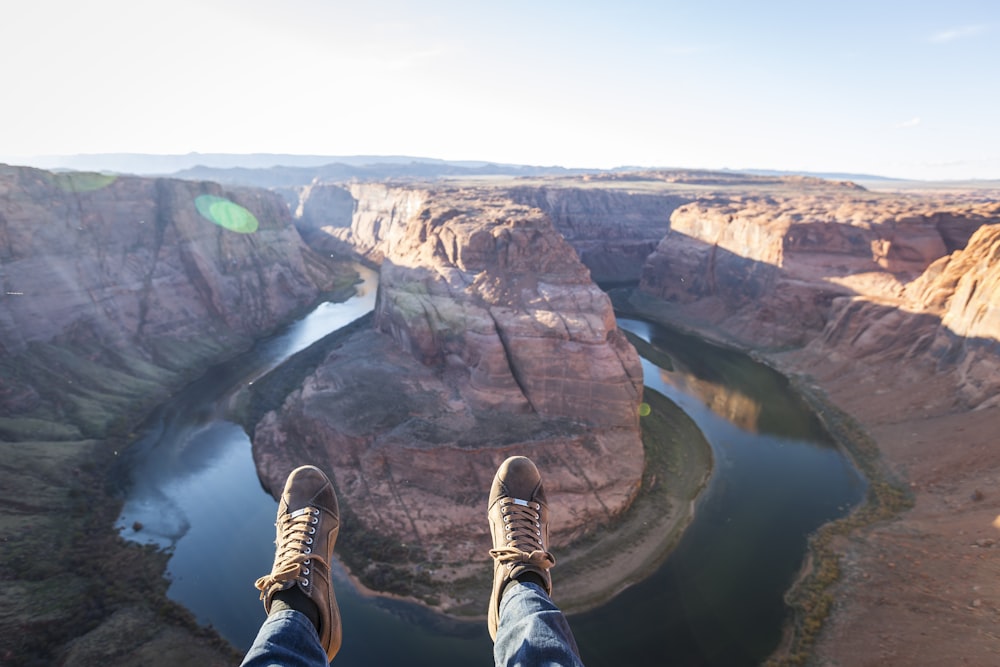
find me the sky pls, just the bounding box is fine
[1,0,998,180]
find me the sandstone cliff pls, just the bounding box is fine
[619,182,1000,663]
[639,193,999,361]
[0,164,350,665]
[252,186,645,610]
[505,186,684,283]
[291,182,428,261]
[809,219,1000,408]
[0,165,346,432]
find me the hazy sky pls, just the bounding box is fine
[2,0,998,179]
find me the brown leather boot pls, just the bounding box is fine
[487,455,556,640]
[255,465,342,661]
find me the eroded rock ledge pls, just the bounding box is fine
[0,164,348,665]
[638,192,1000,408]
[252,186,645,609]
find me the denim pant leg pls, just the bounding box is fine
[494,581,585,667]
[241,609,330,667]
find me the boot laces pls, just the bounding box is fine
[489,497,555,570]
[255,506,327,601]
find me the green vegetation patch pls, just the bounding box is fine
[767,383,913,666]
[610,286,913,665]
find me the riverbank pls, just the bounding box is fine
[0,273,360,665]
[778,350,1000,666]
[614,286,1000,665]
[608,287,913,664]
[320,384,714,621]
[237,312,715,619]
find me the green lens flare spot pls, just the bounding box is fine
[638,402,651,417]
[195,195,259,234]
[51,172,118,192]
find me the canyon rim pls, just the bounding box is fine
[2,161,999,664]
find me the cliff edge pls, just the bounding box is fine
[252,185,646,612]
[0,164,350,665]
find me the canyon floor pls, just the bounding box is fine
[5,167,999,665]
[621,283,1000,665]
[791,354,1000,666]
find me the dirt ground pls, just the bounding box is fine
[784,351,1000,666]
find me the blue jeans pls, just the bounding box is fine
[240,582,583,667]
[241,609,329,667]
[494,582,584,667]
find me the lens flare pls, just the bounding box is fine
[50,171,117,192]
[195,195,259,234]
[638,402,651,417]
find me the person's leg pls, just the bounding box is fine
[241,465,343,667]
[241,609,329,667]
[494,581,584,667]
[487,456,584,667]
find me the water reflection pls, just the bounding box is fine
[115,280,864,666]
[571,318,864,666]
[116,265,379,644]
[619,318,831,442]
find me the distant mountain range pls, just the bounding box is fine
[1,152,970,186]
[2,153,584,176]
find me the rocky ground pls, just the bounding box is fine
[285,174,1000,664]
[4,163,999,665]
[789,346,1000,666]
[0,165,352,665]
[612,183,1000,665]
[250,185,653,614]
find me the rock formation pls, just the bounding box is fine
[291,182,429,261]
[0,163,348,665]
[252,186,645,607]
[505,186,684,283]
[639,193,1000,363]
[0,164,346,430]
[628,185,1000,665]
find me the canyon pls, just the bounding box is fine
[0,165,353,664]
[288,173,1000,663]
[250,185,647,613]
[2,159,999,665]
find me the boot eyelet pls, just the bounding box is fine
[304,547,312,554]
[303,567,310,575]
[309,527,316,535]
[311,516,318,524]
[306,537,313,544]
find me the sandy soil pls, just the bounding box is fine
[780,351,1000,666]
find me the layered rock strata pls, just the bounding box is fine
[0,165,344,428]
[505,186,685,283]
[0,164,347,665]
[291,182,428,261]
[640,194,998,361]
[630,187,1000,662]
[252,187,645,605]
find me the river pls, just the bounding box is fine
[116,269,865,666]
